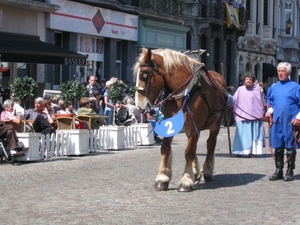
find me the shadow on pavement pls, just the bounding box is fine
[195,173,266,190]
[197,153,272,159]
[5,157,78,166]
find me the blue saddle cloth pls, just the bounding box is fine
[151,110,184,138]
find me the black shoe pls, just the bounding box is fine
[269,169,283,181]
[284,170,294,181]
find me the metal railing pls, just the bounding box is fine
[116,0,247,29]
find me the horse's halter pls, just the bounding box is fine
[135,60,166,109]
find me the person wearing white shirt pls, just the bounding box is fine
[13,98,25,115]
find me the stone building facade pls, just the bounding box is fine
[237,0,300,86]
[0,0,248,95]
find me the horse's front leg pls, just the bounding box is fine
[177,134,199,192]
[154,137,173,191]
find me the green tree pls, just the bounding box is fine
[60,80,88,105]
[107,80,127,102]
[10,76,38,107]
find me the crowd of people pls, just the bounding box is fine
[0,74,163,158]
[83,75,162,142]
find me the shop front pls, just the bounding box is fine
[48,0,138,84]
[0,1,90,100]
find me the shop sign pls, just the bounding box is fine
[49,0,138,41]
[64,57,86,66]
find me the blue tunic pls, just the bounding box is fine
[267,80,300,149]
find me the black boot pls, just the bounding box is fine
[269,149,284,181]
[284,151,296,181]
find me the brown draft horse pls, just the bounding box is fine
[133,48,227,192]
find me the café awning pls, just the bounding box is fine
[0,32,87,66]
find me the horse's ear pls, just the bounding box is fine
[141,48,148,54]
[144,48,152,63]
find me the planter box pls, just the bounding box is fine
[132,123,155,146]
[59,129,90,155]
[100,126,125,150]
[17,133,43,161]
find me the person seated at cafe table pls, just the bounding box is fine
[66,102,78,116]
[44,99,58,130]
[56,100,78,116]
[1,99,22,125]
[56,99,70,115]
[44,99,56,119]
[25,97,55,135]
[11,94,25,115]
[77,97,106,129]
[0,102,28,156]
[50,95,60,113]
[56,99,89,129]
[90,90,102,115]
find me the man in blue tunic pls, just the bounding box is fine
[265,62,300,181]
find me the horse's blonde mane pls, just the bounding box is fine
[151,49,201,73]
[133,48,202,78]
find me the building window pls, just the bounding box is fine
[76,35,105,83]
[246,0,251,20]
[284,2,293,35]
[116,41,122,79]
[263,0,268,25]
[256,0,259,34]
[53,32,63,87]
[214,38,220,73]
[200,35,207,64]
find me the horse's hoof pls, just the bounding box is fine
[177,184,194,192]
[154,181,169,191]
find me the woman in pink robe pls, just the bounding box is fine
[232,73,265,157]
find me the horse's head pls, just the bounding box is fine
[133,48,201,111]
[133,48,166,111]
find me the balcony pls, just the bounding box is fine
[116,0,247,30]
[71,0,247,31]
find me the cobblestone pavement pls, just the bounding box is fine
[1,123,300,225]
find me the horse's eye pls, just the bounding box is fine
[142,73,148,79]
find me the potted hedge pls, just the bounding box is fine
[11,76,38,107]
[59,80,90,153]
[107,79,127,103]
[107,79,127,126]
[59,80,88,105]
[59,80,88,128]
[10,76,38,132]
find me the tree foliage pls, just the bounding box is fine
[10,76,38,106]
[60,80,88,105]
[107,80,127,102]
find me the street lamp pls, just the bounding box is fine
[278,18,293,34]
